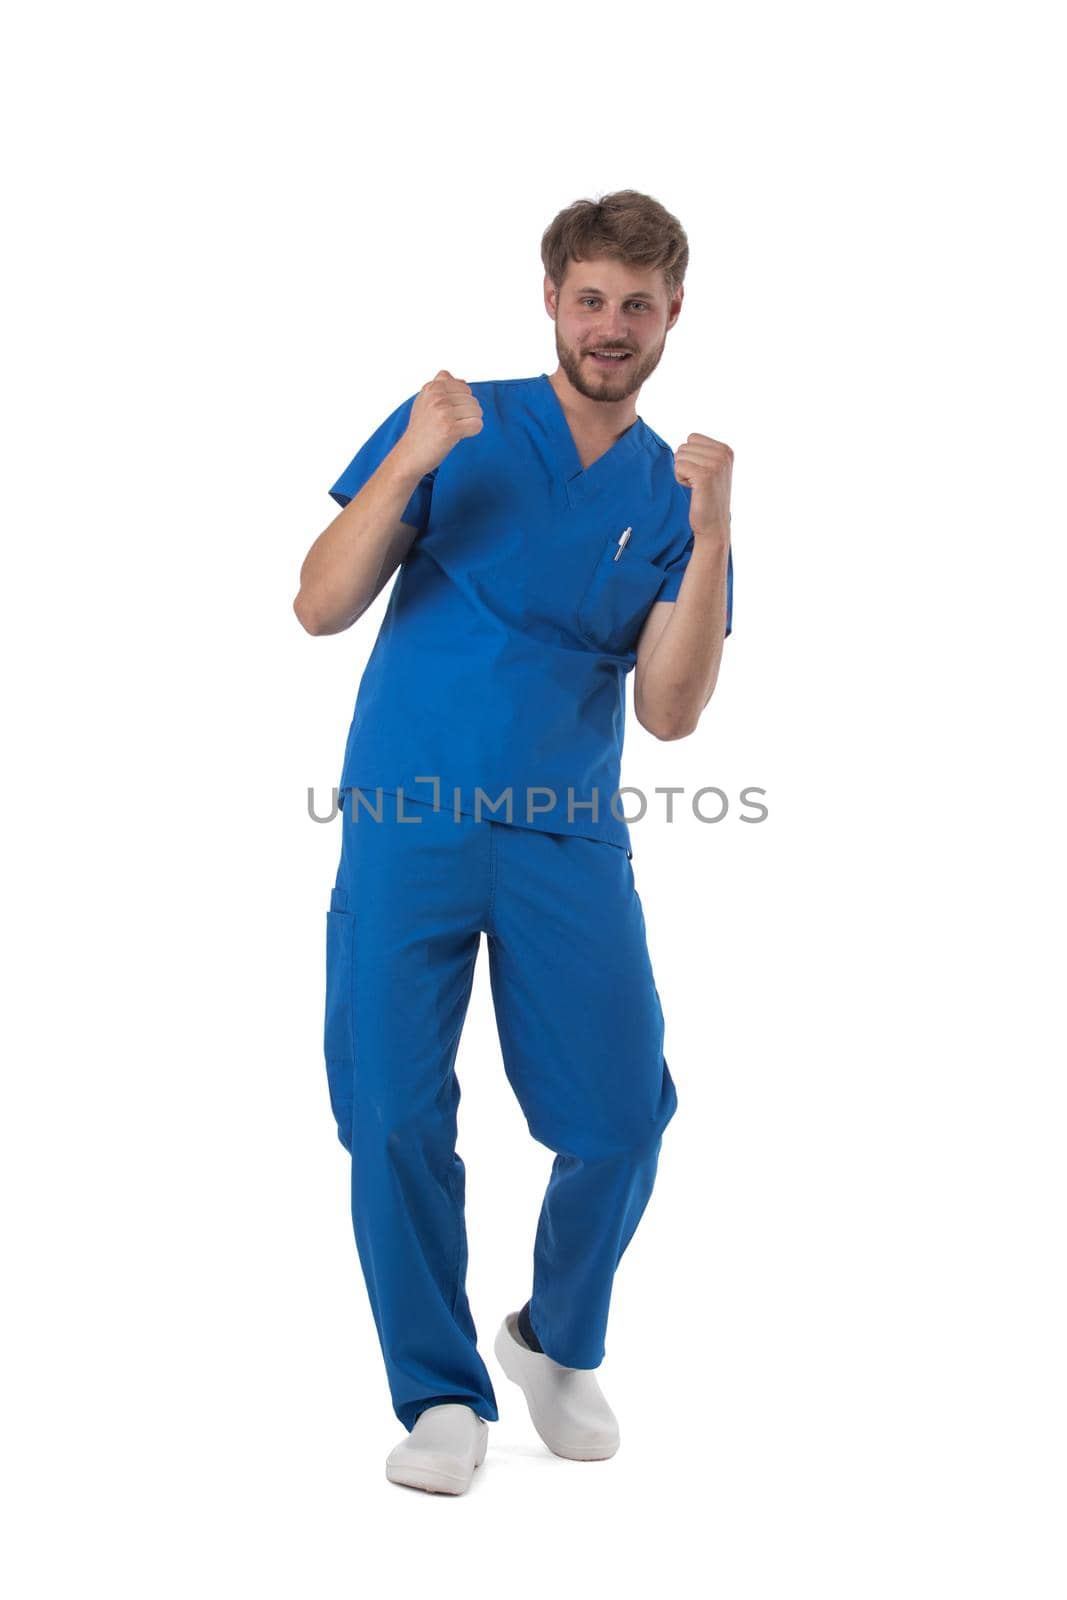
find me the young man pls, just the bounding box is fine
[294,191,733,1494]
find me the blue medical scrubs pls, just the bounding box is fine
[322,374,734,1430]
[327,373,733,851]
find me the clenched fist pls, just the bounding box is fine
[673,432,733,537]
[396,370,484,478]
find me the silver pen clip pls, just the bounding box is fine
[613,526,633,561]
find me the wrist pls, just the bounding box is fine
[691,517,731,543]
[385,441,433,493]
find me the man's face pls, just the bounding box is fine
[547,256,682,404]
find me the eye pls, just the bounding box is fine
[579,297,650,311]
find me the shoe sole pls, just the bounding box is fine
[493,1319,620,1461]
[385,1421,489,1494]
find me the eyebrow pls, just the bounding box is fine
[573,286,657,300]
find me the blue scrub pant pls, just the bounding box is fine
[323,792,679,1432]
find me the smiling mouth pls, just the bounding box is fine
[589,350,633,364]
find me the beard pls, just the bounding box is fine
[555,331,665,402]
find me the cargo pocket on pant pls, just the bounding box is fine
[324,889,356,1153]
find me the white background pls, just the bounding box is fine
[3,2,1063,1594]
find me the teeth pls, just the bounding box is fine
[594,351,627,359]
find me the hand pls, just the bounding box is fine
[673,432,733,536]
[395,370,484,477]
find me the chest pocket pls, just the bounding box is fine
[575,532,667,657]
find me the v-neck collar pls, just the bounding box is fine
[536,372,647,510]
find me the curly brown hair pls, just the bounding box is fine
[541,189,689,302]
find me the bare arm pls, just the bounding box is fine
[633,429,734,739]
[292,449,426,636]
[293,370,483,637]
[633,528,731,738]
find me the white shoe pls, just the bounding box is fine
[385,1403,489,1494]
[493,1310,620,1460]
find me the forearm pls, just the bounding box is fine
[635,528,731,738]
[293,447,425,635]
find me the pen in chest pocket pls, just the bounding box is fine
[613,526,633,561]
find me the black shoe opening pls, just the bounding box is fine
[517,1300,544,1353]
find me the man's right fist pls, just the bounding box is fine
[396,370,484,478]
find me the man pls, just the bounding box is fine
[294,190,733,1495]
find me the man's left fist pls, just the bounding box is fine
[673,432,733,537]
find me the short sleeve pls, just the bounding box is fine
[328,392,436,534]
[655,539,734,637]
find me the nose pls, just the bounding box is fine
[592,323,631,349]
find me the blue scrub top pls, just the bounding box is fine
[328,373,733,851]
